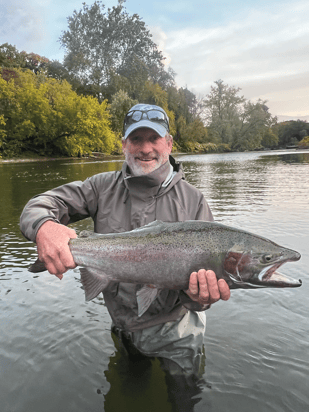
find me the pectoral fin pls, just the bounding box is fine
[136,286,159,317]
[79,267,110,301]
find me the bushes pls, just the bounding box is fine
[298,136,309,149]
[0,68,117,157]
[180,141,231,153]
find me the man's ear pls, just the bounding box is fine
[168,135,173,152]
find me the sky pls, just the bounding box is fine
[1,0,309,120]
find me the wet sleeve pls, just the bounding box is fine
[19,177,99,242]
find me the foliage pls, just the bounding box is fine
[175,117,209,147]
[274,120,309,147]
[0,43,49,73]
[109,89,138,134]
[260,127,279,148]
[1,38,285,157]
[59,1,174,101]
[180,141,231,154]
[298,136,309,149]
[0,68,116,157]
[203,80,277,150]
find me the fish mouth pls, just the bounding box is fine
[255,255,302,288]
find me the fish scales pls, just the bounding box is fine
[29,220,302,316]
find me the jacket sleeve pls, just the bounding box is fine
[19,177,99,242]
[195,194,214,222]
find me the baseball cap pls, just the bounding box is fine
[123,104,170,140]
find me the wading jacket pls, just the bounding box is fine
[20,156,213,332]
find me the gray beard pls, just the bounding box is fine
[124,151,169,176]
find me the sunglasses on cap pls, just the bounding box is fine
[123,108,170,134]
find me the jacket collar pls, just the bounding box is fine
[122,156,184,200]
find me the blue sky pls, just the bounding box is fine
[1,0,309,119]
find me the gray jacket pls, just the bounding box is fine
[20,156,213,332]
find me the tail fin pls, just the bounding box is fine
[29,258,47,273]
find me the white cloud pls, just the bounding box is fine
[154,0,309,116]
[0,0,47,51]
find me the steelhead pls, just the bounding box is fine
[29,220,302,316]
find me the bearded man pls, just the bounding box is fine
[20,103,230,376]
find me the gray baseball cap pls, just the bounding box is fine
[123,104,170,140]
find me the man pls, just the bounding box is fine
[20,103,230,376]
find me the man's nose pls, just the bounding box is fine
[139,141,153,153]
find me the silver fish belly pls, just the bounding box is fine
[29,220,302,316]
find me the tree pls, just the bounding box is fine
[203,80,277,150]
[59,1,174,101]
[0,43,49,74]
[233,100,277,150]
[275,120,309,147]
[109,89,138,134]
[261,128,279,148]
[203,80,245,145]
[0,68,116,157]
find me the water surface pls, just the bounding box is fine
[0,150,308,411]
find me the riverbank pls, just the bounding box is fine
[0,152,124,164]
[1,147,308,164]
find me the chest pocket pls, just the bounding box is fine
[156,196,189,223]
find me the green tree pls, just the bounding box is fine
[275,120,309,147]
[203,80,245,146]
[203,80,277,150]
[0,68,116,157]
[59,1,174,101]
[233,100,276,150]
[261,127,279,148]
[109,89,138,134]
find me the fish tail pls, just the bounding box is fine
[29,258,47,273]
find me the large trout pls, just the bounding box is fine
[29,220,302,316]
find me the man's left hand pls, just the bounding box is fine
[186,269,230,306]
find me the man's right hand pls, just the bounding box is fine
[36,220,77,279]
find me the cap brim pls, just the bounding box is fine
[123,120,167,140]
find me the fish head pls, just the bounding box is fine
[223,242,302,289]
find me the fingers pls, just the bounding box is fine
[36,221,77,278]
[218,278,231,301]
[42,244,76,277]
[187,269,230,305]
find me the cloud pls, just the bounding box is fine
[0,0,48,51]
[153,0,309,115]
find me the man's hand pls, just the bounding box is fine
[36,220,77,280]
[186,269,230,306]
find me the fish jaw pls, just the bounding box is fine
[249,256,302,288]
[224,248,302,289]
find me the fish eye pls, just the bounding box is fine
[263,254,273,263]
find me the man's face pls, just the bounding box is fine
[122,128,173,176]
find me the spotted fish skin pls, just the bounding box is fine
[29,220,302,314]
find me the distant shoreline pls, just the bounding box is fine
[0,153,124,164]
[1,147,308,164]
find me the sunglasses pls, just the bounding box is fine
[123,109,170,133]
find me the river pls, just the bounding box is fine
[0,150,308,412]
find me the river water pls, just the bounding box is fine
[0,150,308,412]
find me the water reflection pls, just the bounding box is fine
[103,332,205,412]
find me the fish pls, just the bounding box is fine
[29,220,302,316]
